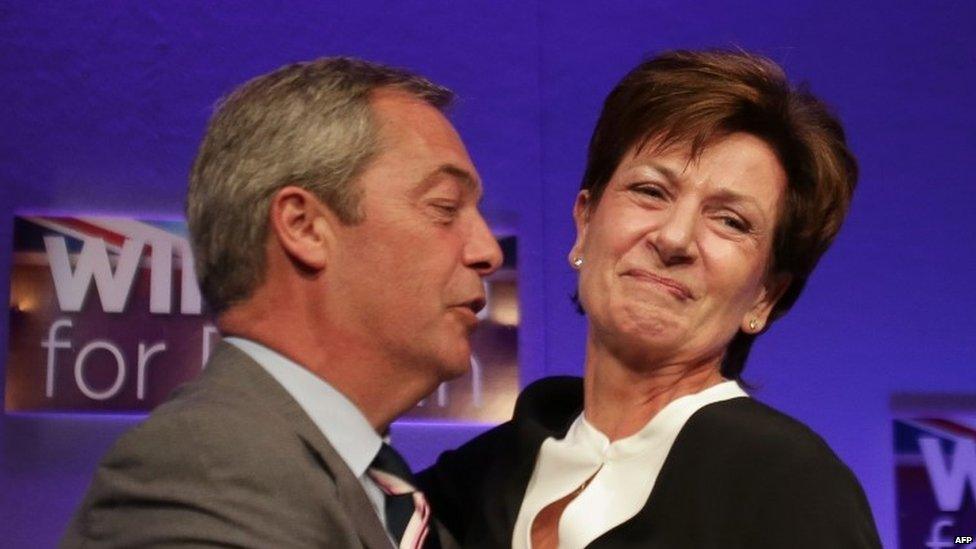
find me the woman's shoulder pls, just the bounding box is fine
[676,396,861,488]
[658,398,882,547]
[691,397,824,441]
[512,375,584,429]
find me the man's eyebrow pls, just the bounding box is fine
[420,164,482,198]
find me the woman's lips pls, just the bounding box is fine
[622,269,694,300]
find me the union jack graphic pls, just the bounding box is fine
[14,215,192,264]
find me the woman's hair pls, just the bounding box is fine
[579,49,858,379]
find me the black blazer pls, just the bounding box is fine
[418,376,882,549]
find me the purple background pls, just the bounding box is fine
[2,2,975,547]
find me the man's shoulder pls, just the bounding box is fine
[113,380,293,463]
[63,351,354,548]
[92,342,327,499]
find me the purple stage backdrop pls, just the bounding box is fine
[2,2,975,547]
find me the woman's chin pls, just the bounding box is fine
[617,304,683,338]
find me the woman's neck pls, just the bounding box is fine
[582,337,726,442]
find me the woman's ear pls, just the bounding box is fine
[742,272,792,333]
[268,186,337,272]
[568,190,592,267]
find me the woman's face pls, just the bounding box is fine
[571,132,791,368]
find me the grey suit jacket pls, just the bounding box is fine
[62,342,456,549]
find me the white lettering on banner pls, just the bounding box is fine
[44,235,203,315]
[149,239,203,315]
[42,318,73,397]
[74,340,126,400]
[925,518,976,548]
[149,239,172,314]
[177,240,203,314]
[470,354,483,408]
[136,342,167,400]
[45,236,143,313]
[920,437,976,512]
[926,518,955,548]
[39,319,196,401]
[201,325,220,368]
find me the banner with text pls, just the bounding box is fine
[5,215,519,422]
[893,397,976,548]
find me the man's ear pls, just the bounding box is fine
[742,272,792,334]
[568,190,592,267]
[268,186,337,271]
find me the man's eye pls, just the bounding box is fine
[431,202,459,216]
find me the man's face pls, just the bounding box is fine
[326,90,502,382]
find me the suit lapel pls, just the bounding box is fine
[203,343,393,549]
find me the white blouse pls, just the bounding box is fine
[512,380,749,549]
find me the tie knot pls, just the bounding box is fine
[368,443,417,495]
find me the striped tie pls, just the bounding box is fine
[367,443,433,549]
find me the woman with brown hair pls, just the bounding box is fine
[419,49,882,548]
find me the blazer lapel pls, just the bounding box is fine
[496,376,585,545]
[203,343,393,549]
[500,420,550,536]
[283,401,392,549]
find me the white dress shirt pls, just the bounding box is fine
[512,380,749,549]
[224,337,388,528]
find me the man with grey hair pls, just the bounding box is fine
[62,57,501,548]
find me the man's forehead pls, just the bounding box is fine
[367,90,482,199]
[370,89,446,129]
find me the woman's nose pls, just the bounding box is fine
[647,204,698,266]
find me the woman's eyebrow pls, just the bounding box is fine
[708,188,769,222]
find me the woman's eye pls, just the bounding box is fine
[634,184,666,199]
[720,215,749,233]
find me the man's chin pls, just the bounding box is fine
[437,349,474,381]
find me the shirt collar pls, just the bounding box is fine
[224,337,382,477]
[571,379,748,461]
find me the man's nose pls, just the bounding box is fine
[465,212,503,276]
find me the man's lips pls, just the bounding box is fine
[622,269,694,300]
[451,296,487,324]
[464,296,487,315]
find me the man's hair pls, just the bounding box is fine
[187,57,453,313]
[578,49,858,379]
